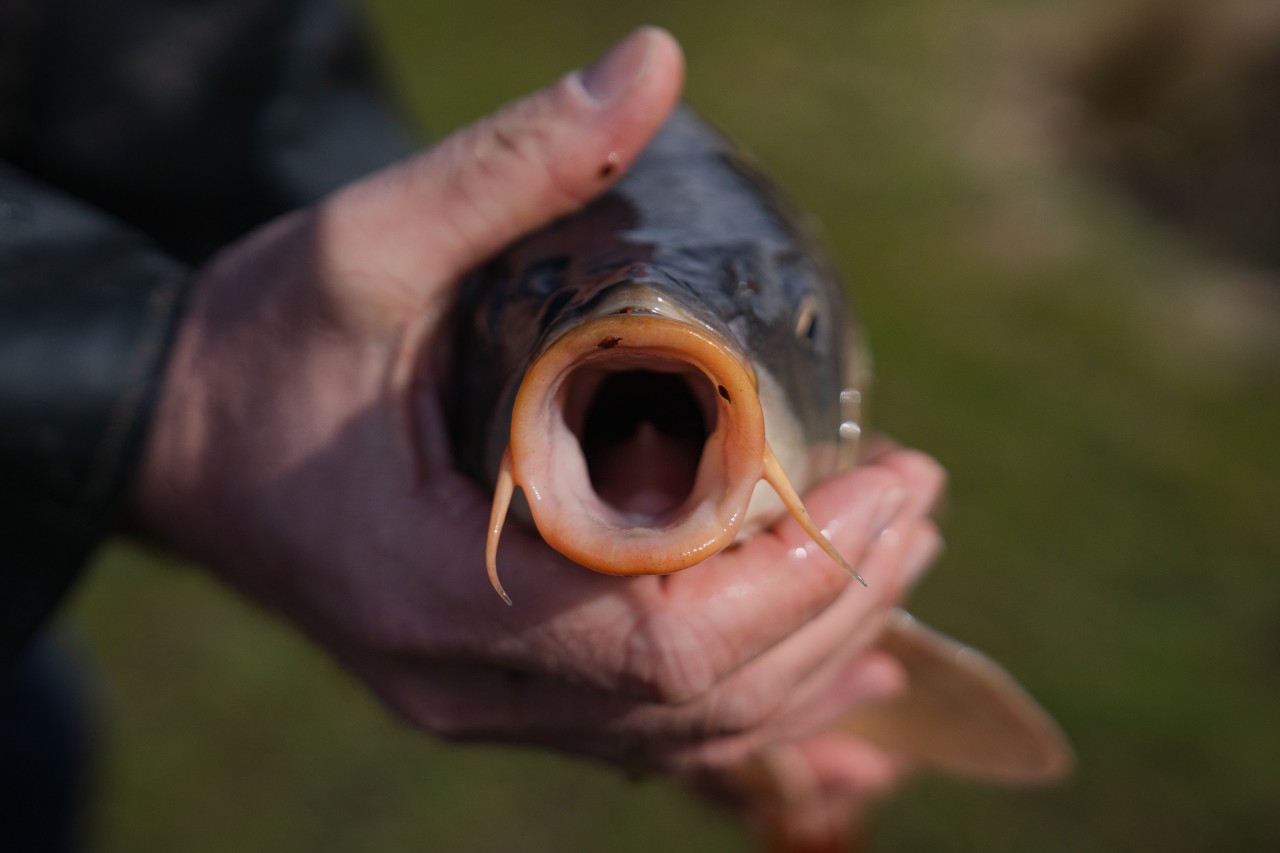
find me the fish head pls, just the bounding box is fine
[473,270,867,604]
[449,107,869,596]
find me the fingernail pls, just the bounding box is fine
[871,487,908,534]
[903,529,943,589]
[844,653,908,705]
[580,27,656,104]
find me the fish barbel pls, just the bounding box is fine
[450,106,1071,826]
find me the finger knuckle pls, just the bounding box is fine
[621,611,736,704]
[703,676,783,735]
[459,99,588,215]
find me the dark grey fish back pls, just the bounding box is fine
[612,108,852,440]
[449,106,857,481]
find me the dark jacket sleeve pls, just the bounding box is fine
[0,164,189,657]
[0,0,415,660]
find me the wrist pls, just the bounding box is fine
[126,207,398,568]
[127,214,308,558]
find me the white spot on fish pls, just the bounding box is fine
[840,388,862,405]
[839,421,861,440]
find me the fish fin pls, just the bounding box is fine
[762,443,867,587]
[844,610,1074,785]
[486,446,517,606]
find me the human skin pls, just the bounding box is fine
[131,26,945,818]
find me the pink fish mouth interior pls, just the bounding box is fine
[565,361,716,524]
[506,314,766,576]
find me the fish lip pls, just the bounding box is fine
[509,313,766,575]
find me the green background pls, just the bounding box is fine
[67,0,1280,850]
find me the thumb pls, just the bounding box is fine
[323,27,685,289]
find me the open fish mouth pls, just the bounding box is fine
[489,313,763,588]
[564,351,726,526]
[485,311,862,603]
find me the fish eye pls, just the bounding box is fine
[521,255,570,297]
[795,296,819,344]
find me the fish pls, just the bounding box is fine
[449,106,1072,848]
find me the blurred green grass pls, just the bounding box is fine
[66,0,1280,850]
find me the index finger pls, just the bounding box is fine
[621,449,946,702]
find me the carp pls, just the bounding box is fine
[449,106,1071,847]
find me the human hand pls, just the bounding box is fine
[683,448,944,850]
[132,25,945,790]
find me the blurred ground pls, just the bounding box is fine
[65,0,1280,850]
